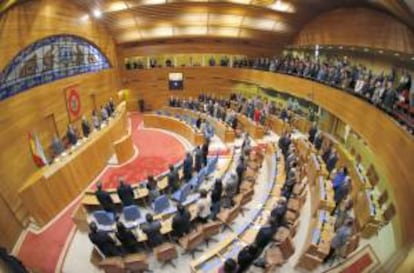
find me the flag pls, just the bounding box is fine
[28,131,48,167]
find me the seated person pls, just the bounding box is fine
[109,97,116,114]
[141,213,163,247]
[51,134,65,157]
[146,175,160,203]
[218,258,238,273]
[81,115,91,138]
[101,105,109,121]
[172,204,191,238]
[195,189,211,223]
[117,177,135,206]
[88,222,120,257]
[237,244,259,273]
[66,124,77,146]
[115,221,139,254]
[95,182,115,213]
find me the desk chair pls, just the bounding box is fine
[171,183,192,203]
[199,221,222,247]
[124,253,152,273]
[234,189,254,216]
[93,210,116,232]
[154,242,178,268]
[98,257,124,273]
[152,195,176,215]
[264,244,285,272]
[122,205,146,229]
[179,229,205,258]
[217,204,241,231]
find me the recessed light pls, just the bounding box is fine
[80,14,89,21]
[338,46,343,49]
[378,50,383,54]
[394,52,400,56]
[364,48,369,52]
[93,9,102,18]
[411,57,414,60]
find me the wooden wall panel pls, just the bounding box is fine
[0,0,120,249]
[292,8,414,54]
[123,67,414,247]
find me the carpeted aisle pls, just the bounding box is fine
[16,113,186,273]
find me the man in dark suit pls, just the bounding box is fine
[201,139,210,167]
[308,124,318,144]
[313,133,324,151]
[326,150,339,174]
[270,197,287,227]
[88,222,120,257]
[194,146,203,172]
[115,221,139,254]
[237,244,259,272]
[235,158,245,194]
[66,124,77,145]
[117,177,135,206]
[81,115,91,138]
[254,217,278,252]
[95,182,115,213]
[172,204,191,238]
[167,164,180,193]
[183,152,193,181]
[141,213,163,247]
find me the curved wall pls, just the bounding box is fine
[124,67,414,247]
[0,0,120,249]
[293,8,414,54]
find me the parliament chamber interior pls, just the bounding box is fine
[1,0,414,272]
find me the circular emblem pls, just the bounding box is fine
[68,88,81,117]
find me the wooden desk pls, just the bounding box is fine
[143,114,204,146]
[267,115,292,135]
[18,103,129,226]
[236,114,265,139]
[113,130,134,164]
[163,107,235,143]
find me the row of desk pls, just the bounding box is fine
[143,114,205,146]
[190,145,278,272]
[18,102,130,227]
[162,107,236,143]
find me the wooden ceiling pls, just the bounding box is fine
[72,0,413,48]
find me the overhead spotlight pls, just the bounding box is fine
[394,52,400,56]
[80,14,89,22]
[93,9,102,18]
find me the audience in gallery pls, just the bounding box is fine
[133,52,413,132]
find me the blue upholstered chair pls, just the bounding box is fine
[93,210,115,232]
[122,205,145,229]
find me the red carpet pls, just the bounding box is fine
[16,113,186,273]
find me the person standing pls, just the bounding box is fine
[201,139,210,167]
[117,177,135,206]
[95,182,115,213]
[141,213,163,247]
[66,124,78,146]
[323,219,354,263]
[81,115,91,138]
[115,221,139,254]
[211,179,223,220]
[183,152,193,181]
[195,189,211,223]
[167,164,180,193]
[172,204,191,238]
[88,222,120,257]
[194,146,203,172]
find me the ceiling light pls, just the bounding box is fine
[364,48,369,52]
[174,26,207,35]
[394,52,400,56]
[411,57,414,60]
[80,14,89,22]
[105,2,128,12]
[92,9,102,18]
[208,14,243,28]
[338,46,343,49]
[242,17,275,31]
[268,0,295,13]
[378,50,383,54]
[328,46,332,49]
